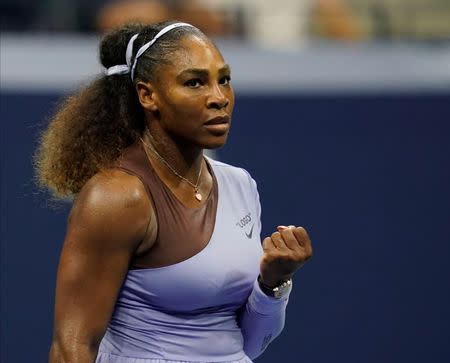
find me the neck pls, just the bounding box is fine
[142,127,204,183]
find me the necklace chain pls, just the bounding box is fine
[139,136,203,200]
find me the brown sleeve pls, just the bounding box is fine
[49,170,153,362]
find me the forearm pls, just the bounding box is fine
[238,279,292,359]
[49,340,98,363]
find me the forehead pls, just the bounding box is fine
[166,35,226,73]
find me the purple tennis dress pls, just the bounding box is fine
[95,145,292,363]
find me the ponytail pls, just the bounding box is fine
[35,21,207,198]
[35,24,146,197]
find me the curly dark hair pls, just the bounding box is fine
[34,21,207,198]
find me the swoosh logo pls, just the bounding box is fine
[245,224,254,239]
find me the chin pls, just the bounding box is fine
[202,134,229,150]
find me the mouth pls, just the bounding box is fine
[203,116,230,136]
[204,115,230,125]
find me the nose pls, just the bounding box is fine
[206,83,229,110]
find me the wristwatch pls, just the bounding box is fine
[258,276,292,299]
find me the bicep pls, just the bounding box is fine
[52,173,152,348]
[54,227,131,347]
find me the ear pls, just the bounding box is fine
[136,81,159,112]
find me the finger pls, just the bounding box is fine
[277,225,296,232]
[271,231,289,250]
[262,236,277,252]
[293,227,312,250]
[279,227,301,251]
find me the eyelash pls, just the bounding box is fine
[184,76,231,88]
[220,76,231,85]
[184,79,203,88]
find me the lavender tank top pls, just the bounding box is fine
[96,148,263,363]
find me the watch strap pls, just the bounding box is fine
[258,276,292,299]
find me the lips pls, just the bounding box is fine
[203,115,230,136]
[204,115,230,125]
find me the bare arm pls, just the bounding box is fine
[49,170,153,363]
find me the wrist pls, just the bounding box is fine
[258,274,293,289]
[257,275,292,299]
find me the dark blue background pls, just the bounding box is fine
[2,91,450,362]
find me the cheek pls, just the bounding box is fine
[161,96,205,129]
[160,91,199,115]
[227,88,236,112]
[172,94,205,116]
[230,90,236,108]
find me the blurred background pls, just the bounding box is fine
[1,1,450,362]
[2,0,450,41]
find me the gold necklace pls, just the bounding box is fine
[140,137,203,201]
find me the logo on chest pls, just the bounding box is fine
[236,212,254,239]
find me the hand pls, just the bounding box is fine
[259,226,313,288]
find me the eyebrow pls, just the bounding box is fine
[178,64,231,78]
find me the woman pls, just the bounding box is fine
[37,21,313,363]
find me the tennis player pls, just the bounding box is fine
[37,21,313,363]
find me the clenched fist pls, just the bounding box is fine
[260,226,313,288]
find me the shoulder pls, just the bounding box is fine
[76,169,149,209]
[69,169,152,241]
[206,156,259,194]
[207,157,254,182]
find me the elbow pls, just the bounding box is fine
[49,340,68,363]
[245,331,279,360]
[49,336,99,363]
[243,317,286,360]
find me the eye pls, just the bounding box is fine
[219,75,231,86]
[184,78,203,88]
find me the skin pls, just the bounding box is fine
[135,34,234,209]
[49,34,312,363]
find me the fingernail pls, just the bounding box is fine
[288,225,295,229]
[277,225,288,230]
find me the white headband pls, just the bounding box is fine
[105,22,194,81]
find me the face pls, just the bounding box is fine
[141,35,235,149]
